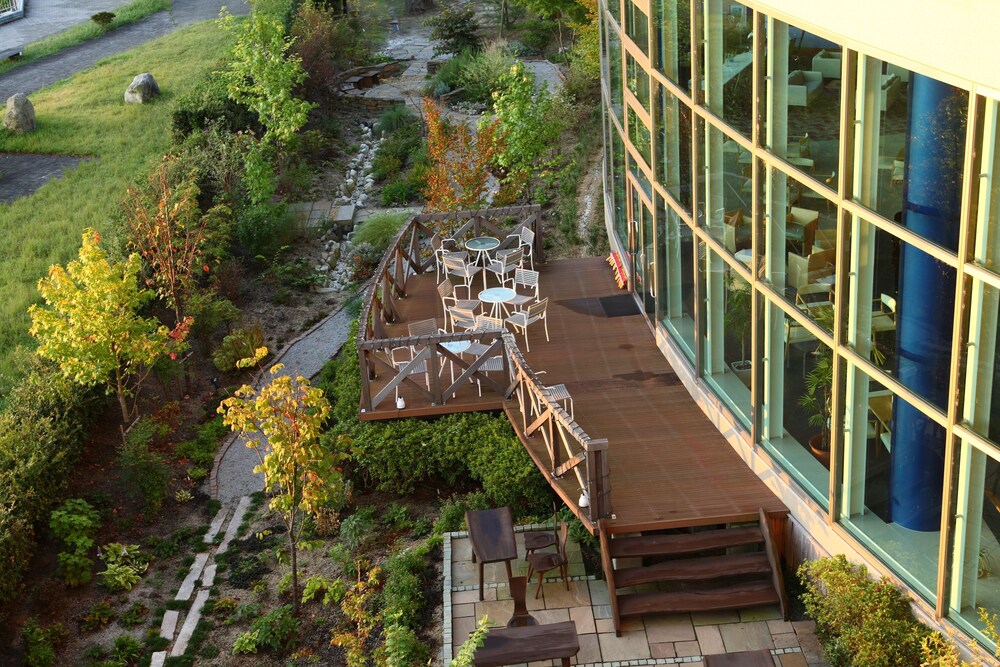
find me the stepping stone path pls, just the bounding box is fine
[150,495,251,663]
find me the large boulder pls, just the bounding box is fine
[4,94,35,133]
[124,73,160,104]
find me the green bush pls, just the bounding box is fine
[424,6,481,56]
[22,619,66,667]
[799,555,932,666]
[171,74,259,141]
[519,19,557,52]
[232,605,298,654]
[347,242,385,282]
[175,417,228,467]
[456,41,516,105]
[50,498,100,586]
[376,105,418,135]
[434,492,490,534]
[91,12,116,29]
[301,575,346,606]
[110,633,143,666]
[212,323,266,372]
[351,211,410,251]
[380,179,420,206]
[234,202,290,258]
[119,420,170,514]
[340,506,377,549]
[98,543,150,591]
[372,153,403,182]
[378,616,428,667]
[378,122,423,168]
[82,599,116,631]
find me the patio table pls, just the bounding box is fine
[466,236,501,287]
[472,621,580,667]
[466,507,517,600]
[479,287,517,319]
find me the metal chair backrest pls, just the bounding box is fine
[527,297,548,319]
[474,315,505,332]
[437,278,455,301]
[520,226,535,248]
[407,318,438,337]
[449,306,478,330]
[443,254,470,272]
[500,247,523,267]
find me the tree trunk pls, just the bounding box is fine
[174,301,192,397]
[290,510,300,616]
[115,366,131,424]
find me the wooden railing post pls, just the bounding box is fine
[586,439,611,521]
[358,348,373,414]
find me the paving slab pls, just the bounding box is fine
[170,588,209,656]
[159,609,180,640]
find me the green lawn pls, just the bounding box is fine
[0,0,171,76]
[0,20,234,390]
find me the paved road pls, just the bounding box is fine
[0,151,87,202]
[0,0,137,48]
[0,0,249,100]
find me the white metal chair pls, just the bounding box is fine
[447,305,479,332]
[443,254,482,292]
[502,227,536,270]
[437,279,479,329]
[389,346,429,402]
[505,297,550,352]
[466,315,507,397]
[432,234,465,281]
[536,371,573,419]
[486,247,523,287]
[507,268,540,308]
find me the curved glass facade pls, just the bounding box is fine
[600,0,1000,650]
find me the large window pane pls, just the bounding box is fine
[760,305,831,507]
[700,123,751,258]
[703,254,753,426]
[624,0,649,56]
[655,83,693,213]
[612,129,627,243]
[628,104,652,168]
[657,196,696,359]
[626,52,651,111]
[608,24,624,122]
[767,21,841,190]
[702,0,755,139]
[841,364,941,605]
[962,279,1000,447]
[606,0,620,27]
[653,0,691,89]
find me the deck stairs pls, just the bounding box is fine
[598,509,788,635]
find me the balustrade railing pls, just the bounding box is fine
[355,205,611,524]
[0,0,23,21]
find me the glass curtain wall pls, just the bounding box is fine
[599,0,995,650]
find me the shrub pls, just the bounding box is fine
[434,492,490,534]
[520,19,558,52]
[91,12,116,28]
[340,506,377,549]
[110,633,143,666]
[347,242,384,282]
[376,106,418,135]
[119,421,170,514]
[302,575,347,606]
[371,153,402,182]
[175,417,228,467]
[98,543,150,591]
[171,75,259,141]
[50,498,100,586]
[351,212,409,251]
[380,179,420,206]
[232,605,298,653]
[234,202,290,258]
[456,40,516,104]
[424,6,481,56]
[118,601,149,628]
[799,555,932,666]
[212,323,266,372]
[21,619,66,667]
[83,598,116,631]
[378,616,428,667]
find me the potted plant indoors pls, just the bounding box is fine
[798,305,835,467]
[725,276,753,387]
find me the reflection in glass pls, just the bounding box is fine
[703,0,754,139]
[612,130,627,243]
[657,197,696,359]
[628,104,652,167]
[608,25,624,122]
[700,123,752,257]
[767,21,840,189]
[627,52,651,110]
[655,83,693,212]
[653,0,691,88]
[703,254,753,426]
[624,0,649,56]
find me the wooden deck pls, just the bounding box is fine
[366,256,785,532]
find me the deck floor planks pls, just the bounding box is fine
[364,256,785,529]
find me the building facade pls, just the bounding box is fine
[599,0,1000,650]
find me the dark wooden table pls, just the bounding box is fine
[466,507,517,600]
[472,621,580,667]
[704,648,774,666]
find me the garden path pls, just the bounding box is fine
[0,0,249,101]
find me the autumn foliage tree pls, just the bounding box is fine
[219,361,351,616]
[29,230,185,423]
[422,98,503,213]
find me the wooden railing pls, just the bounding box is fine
[355,205,612,524]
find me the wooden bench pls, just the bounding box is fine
[472,621,580,667]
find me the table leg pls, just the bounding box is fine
[479,561,485,601]
[505,560,513,581]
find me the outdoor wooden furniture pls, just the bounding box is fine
[525,521,569,598]
[466,507,517,601]
[505,575,538,627]
[471,621,579,667]
[523,501,559,557]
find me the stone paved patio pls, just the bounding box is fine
[443,526,830,667]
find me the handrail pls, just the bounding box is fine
[355,205,611,523]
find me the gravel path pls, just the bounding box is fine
[0,0,249,101]
[0,151,88,202]
[213,300,359,503]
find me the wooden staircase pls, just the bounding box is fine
[599,509,788,635]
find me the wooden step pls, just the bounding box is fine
[617,579,780,618]
[613,552,772,589]
[608,526,764,559]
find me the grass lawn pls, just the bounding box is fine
[0,0,171,76]
[0,20,234,390]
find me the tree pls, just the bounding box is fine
[423,5,481,56]
[491,62,560,200]
[423,98,503,213]
[513,0,588,52]
[218,10,316,203]
[219,361,351,616]
[29,230,181,423]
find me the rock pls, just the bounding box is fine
[357,194,368,207]
[124,73,160,104]
[4,94,35,133]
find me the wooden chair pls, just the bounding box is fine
[505,575,538,627]
[523,500,560,558]
[505,297,550,352]
[525,521,569,599]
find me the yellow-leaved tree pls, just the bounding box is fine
[219,360,351,616]
[29,229,182,423]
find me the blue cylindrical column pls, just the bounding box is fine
[890,74,964,531]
